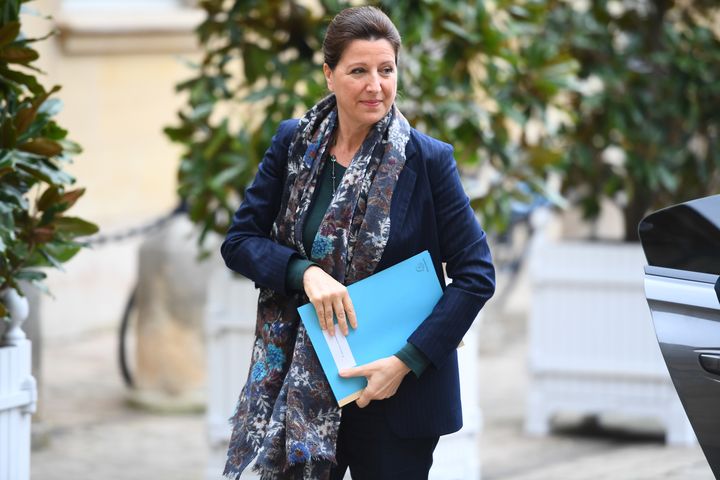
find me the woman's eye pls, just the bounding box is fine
[382,67,394,75]
[351,68,365,74]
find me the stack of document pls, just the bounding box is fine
[298,250,443,407]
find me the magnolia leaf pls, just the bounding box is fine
[15,156,75,185]
[31,226,55,243]
[14,107,35,135]
[41,122,68,141]
[15,270,46,282]
[38,97,63,117]
[0,64,43,94]
[1,117,17,148]
[18,138,63,157]
[53,217,99,236]
[14,85,61,135]
[58,188,86,210]
[38,247,65,271]
[37,186,60,211]
[57,139,82,155]
[440,20,480,43]
[0,22,20,49]
[0,183,28,209]
[44,241,82,263]
[0,45,39,63]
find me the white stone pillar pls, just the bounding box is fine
[0,288,37,480]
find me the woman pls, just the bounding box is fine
[221,6,495,480]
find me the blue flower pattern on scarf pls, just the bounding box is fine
[266,344,285,371]
[288,442,311,465]
[250,361,267,382]
[310,235,334,260]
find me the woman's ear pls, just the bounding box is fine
[323,63,334,92]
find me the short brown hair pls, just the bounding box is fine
[323,6,401,70]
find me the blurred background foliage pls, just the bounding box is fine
[167,0,720,247]
[553,0,720,241]
[166,0,578,248]
[0,0,97,318]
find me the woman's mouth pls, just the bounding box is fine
[360,100,382,107]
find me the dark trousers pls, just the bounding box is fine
[329,401,439,480]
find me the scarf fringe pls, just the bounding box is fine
[222,456,336,480]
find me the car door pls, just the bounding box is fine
[639,194,720,479]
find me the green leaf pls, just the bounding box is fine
[53,216,99,236]
[0,21,20,48]
[209,163,244,191]
[0,64,43,94]
[57,139,82,155]
[15,269,46,282]
[44,241,82,263]
[38,247,65,271]
[0,45,39,63]
[58,188,85,210]
[0,183,27,209]
[15,155,75,184]
[41,121,68,141]
[13,84,61,135]
[37,185,60,211]
[440,20,480,43]
[38,97,63,117]
[18,138,63,156]
[1,116,17,148]
[242,43,269,84]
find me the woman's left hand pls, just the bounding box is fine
[339,356,411,408]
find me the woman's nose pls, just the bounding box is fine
[366,72,381,92]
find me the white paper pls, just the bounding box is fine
[322,324,357,371]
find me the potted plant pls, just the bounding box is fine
[0,2,97,477]
[525,0,720,445]
[166,1,577,477]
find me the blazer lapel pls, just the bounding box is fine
[389,137,418,233]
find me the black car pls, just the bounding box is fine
[640,194,720,479]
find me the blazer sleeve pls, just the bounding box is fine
[220,119,299,296]
[407,141,496,370]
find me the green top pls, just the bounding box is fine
[285,159,430,378]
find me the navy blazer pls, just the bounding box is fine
[221,118,495,438]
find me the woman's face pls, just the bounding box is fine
[323,38,397,133]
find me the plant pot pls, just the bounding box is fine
[126,216,216,413]
[525,234,696,445]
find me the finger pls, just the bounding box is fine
[323,299,335,336]
[356,391,371,408]
[333,297,349,336]
[339,366,365,378]
[314,302,327,332]
[343,294,357,329]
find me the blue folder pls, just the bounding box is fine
[298,250,443,407]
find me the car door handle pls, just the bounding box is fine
[699,353,720,376]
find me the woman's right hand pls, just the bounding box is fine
[302,265,357,336]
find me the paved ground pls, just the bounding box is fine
[29,323,714,480]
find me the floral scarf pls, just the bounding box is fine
[222,94,411,480]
